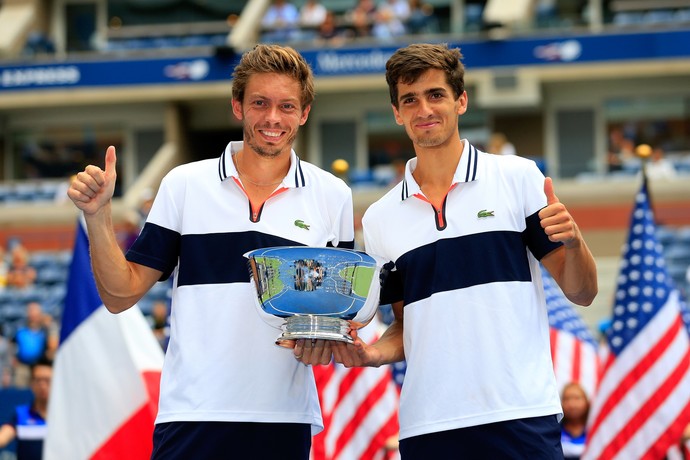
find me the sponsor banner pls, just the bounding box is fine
[1,29,689,91]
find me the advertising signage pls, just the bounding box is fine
[1,29,689,92]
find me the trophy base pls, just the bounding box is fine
[276,315,353,344]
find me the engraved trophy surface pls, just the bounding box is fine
[245,246,383,344]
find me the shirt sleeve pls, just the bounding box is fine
[521,159,563,260]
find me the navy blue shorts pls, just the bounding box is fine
[398,415,564,460]
[151,421,311,460]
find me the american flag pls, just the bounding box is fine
[311,314,400,460]
[543,268,601,399]
[583,179,690,460]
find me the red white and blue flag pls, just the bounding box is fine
[583,179,690,460]
[44,218,164,460]
[543,268,601,399]
[312,315,400,460]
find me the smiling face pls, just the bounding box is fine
[391,68,467,150]
[232,72,311,158]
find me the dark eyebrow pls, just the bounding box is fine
[399,87,448,103]
[426,87,448,95]
[398,91,416,102]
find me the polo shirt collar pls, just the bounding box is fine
[217,141,307,188]
[400,139,479,201]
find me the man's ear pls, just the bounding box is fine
[392,104,403,126]
[299,104,311,126]
[231,99,243,121]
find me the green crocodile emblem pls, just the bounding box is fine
[294,219,310,230]
[477,209,495,218]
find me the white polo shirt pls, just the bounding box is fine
[362,140,563,440]
[126,141,354,434]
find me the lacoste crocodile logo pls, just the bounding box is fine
[477,209,495,218]
[294,219,310,230]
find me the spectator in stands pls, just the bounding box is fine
[137,187,155,229]
[645,145,677,180]
[407,0,440,34]
[317,11,346,45]
[148,300,171,352]
[0,244,8,291]
[535,0,559,28]
[347,0,378,37]
[327,43,597,458]
[372,0,410,40]
[607,128,636,173]
[66,44,354,460]
[388,157,407,188]
[299,0,328,38]
[6,245,37,290]
[40,312,59,363]
[117,209,141,252]
[560,382,590,460]
[0,326,12,388]
[12,302,56,388]
[261,0,300,42]
[488,132,517,156]
[0,358,52,460]
[22,30,56,56]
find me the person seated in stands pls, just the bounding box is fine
[261,0,300,42]
[0,244,9,291]
[0,326,12,388]
[560,382,590,460]
[407,0,440,34]
[299,0,328,39]
[488,132,517,156]
[645,145,677,180]
[347,0,377,37]
[22,30,56,56]
[148,300,171,352]
[607,128,638,173]
[317,11,347,45]
[0,358,52,460]
[372,0,410,40]
[6,245,37,290]
[12,302,56,388]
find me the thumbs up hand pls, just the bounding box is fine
[67,146,118,216]
[539,177,581,249]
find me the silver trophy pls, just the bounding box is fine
[245,246,384,344]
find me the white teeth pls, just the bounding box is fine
[262,131,281,137]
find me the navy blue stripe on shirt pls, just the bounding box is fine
[127,223,356,286]
[464,144,477,182]
[470,144,478,181]
[294,157,306,187]
[177,231,303,286]
[126,223,182,281]
[218,150,227,181]
[389,231,532,306]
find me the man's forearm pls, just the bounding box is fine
[372,320,406,367]
[84,205,147,313]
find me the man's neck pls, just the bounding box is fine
[412,138,464,189]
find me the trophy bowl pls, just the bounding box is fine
[245,246,384,344]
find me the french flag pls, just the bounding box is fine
[44,218,164,460]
